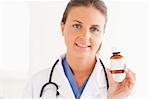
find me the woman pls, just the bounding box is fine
[23,0,136,99]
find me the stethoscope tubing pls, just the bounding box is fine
[40,59,59,97]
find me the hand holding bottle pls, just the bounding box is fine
[107,47,136,99]
[107,67,136,99]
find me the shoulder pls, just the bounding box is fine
[22,68,52,98]
[29,68,52,97]
[31,56,63,86]
[31,68,51,84]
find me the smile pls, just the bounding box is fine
[75,43,90,48]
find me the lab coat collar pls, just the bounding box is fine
[52,54,76,99]
[81,54,107,98]
[52,54,107,99]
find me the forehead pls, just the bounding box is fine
[66,6,106,25]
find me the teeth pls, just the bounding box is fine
[76,43,89,48]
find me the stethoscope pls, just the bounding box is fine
[39,58,109,97]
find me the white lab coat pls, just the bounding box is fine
[22,54,107,99]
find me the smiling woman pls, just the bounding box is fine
[61,6,105,61]
[22,0,138,99]
[61,6,106,90]
[0,0,148,99]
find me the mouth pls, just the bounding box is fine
[75,43,91,48]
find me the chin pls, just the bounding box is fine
[74,51,94,58]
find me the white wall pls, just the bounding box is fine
[28,1,67,75]
[0,0,149,99]
[0,2,30,99]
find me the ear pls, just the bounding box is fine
[61,22,65,36]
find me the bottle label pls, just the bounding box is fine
[110,59,125,70]
[112,73,126,82]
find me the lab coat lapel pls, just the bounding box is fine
[81,56,107,99]
[52,56,76,99]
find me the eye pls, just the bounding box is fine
[90,27,100,33]
[72,23,81,29]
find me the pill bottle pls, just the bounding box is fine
[110,47,126,82]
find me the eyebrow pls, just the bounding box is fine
[73,20,100,27]
[91,25,100,28]
[73,20,83,24]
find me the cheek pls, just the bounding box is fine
[92,35,103,48]
[63,29,74,46]
[64,33,70,46]
[95,39,101,48]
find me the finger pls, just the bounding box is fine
[105,68,115,84]
[124,67,136,86]
[125,67,136,81]
[127,68,136,81]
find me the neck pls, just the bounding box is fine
[66,52,96,76]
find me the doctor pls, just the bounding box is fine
[22,0,136,99]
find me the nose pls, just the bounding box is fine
[80,28,91,40]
